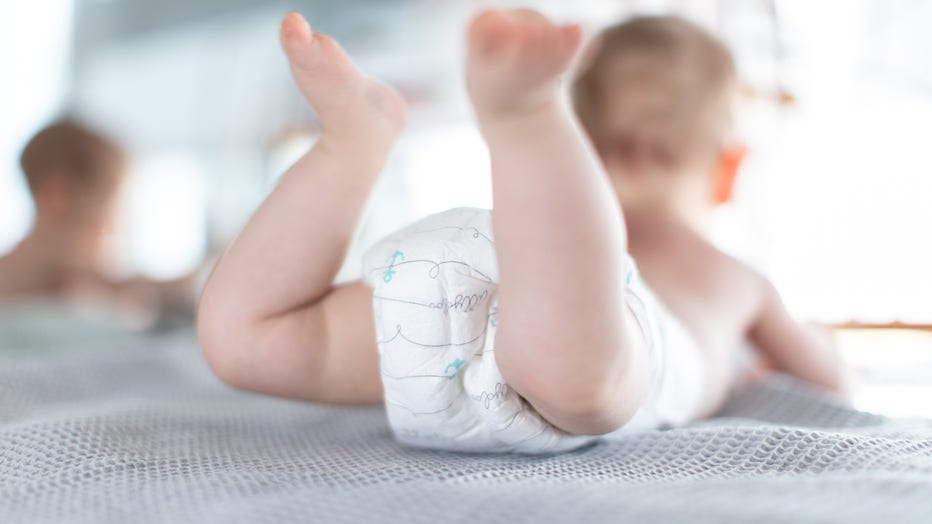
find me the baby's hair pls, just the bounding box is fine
[573,15,737,163]
[19,119,126,199]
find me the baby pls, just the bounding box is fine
[0,120,198,324]
[0,121,126,300]
[198,9,845,453]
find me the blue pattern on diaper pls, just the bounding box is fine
[444,358,466,380]
[383,250,405,283]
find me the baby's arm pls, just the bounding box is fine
[197,13,405,404]
[747,281,848,393]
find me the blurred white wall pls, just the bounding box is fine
[728,1,932,322]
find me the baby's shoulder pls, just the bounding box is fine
[634,221,772,308]
[678,236,771,305]
[712,252,778,319]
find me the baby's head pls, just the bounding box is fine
[19,120,126,266]
[573,16,743,225]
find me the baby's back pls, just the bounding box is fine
[628,216,768,415]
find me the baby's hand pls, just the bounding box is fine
[749,283,850,396]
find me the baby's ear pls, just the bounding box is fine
[711,144,746,205]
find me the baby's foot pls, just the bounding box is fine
[466,9,582,120]
[280,13,406,150]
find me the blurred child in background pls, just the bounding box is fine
[0,120,197,329]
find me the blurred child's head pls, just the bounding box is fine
[19,120,126,264]
[573,16,743,223]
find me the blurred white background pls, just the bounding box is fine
[2,0,931,323]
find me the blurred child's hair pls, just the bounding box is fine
[19,119,125,201]
[573,15,737,170]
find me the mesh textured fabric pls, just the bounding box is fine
[2,340,931,523]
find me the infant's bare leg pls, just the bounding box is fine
[466,10,649,434]
[198,13,405,401]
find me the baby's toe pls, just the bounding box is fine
[280,13,312,53]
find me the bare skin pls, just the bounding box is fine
[0,233,75,298]
[624,209,845,417]
[198,9,845,437]
[198,12,403,405]
[0,189,115,300]
[466,10,649,433]
[0,185,200,318]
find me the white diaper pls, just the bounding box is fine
[362,207,704,454]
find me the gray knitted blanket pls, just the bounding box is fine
[1,337,931,523]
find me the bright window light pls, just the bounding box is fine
[0,0,73,254]
[120,153,207,280]
[400,123,493,217]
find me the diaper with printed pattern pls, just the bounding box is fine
[361,207,704,453]
[362,207,597,453]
